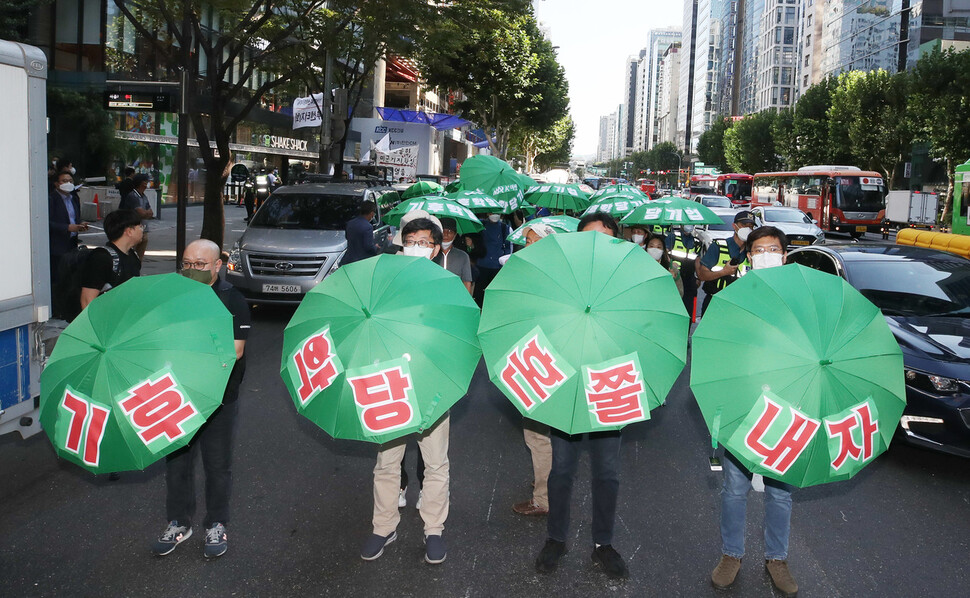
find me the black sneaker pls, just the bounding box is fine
[535,539,567,574]
[360,531,397,561]
[424,534,447,564]
[591,544,629,579]
[152,520,192,556]
[203,522,228,558]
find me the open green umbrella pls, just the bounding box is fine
[39,274,237,474]
[281,254,481,444]
[446,190,511,214]
[507,215,580,245]
[457,155,525,207]
[620,196,722,226]
[402,181,444,200]
[690,264,905,487]
[479,232,689,434]
[515,172,539,190]
[581,192,649,219]
[589,184,649,202]
[384,196,484,235]
[523,184,591,212]
[444,179,462,193]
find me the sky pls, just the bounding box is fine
[532,0,683,158]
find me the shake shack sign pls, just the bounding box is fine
[257,135,309,152]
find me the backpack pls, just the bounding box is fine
[53,245,121,322]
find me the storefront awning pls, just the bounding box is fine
[375,108,471,131]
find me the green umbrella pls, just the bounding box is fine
[446,190,511,214]
[281,254,481,444]
[479,232,689,434]
[620,196,722,226]
[581,192,649,219]
[384,196,485,235]
[515,172,539,190]
[507,215,580,245]
[523,184,591,212]
[589,184,649,202]
[458,155,526,207]
[401,181,444,200]
[39,274,237,474]
[444,179,463,193]
[690,264,906,487]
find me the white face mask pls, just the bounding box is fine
[682,225,695,233]
[68,167,76,175]
[647,247,664,261]
[403,245,434,259]
[631,234,645,245]
[441,240,453,250]
[58,182,75,193]
[488,214,501,223]
[736,226,752,242]
[751,252,784,269]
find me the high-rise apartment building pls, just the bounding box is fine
[754,0,801,111]
[621,54,640,156]
[633,28,682,152]
[656,43,683,146]
[679,0,699,152]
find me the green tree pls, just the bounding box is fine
[772,107,797,169]
[697,116,732,172]
[47,88,126,177]
[789,77,838,167]
[723,111,782,174]
[510,115,574,172]
[908,47,970,224]
[827,72,860,166]
[0,0,45,41]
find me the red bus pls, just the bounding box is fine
[637,178,658,198]
[751,166,886,236]
[689,173,753,205]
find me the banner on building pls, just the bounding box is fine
[375,146,419,181]
[292,93,326,130]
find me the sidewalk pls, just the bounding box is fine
[77,202,252,276]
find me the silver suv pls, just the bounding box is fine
[226,182,395,304]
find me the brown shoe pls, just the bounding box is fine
[512,500,548,516]
[765,559,798,597]
[711,554,741,589]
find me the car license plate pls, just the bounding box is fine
[855,226,867,232]
[792,240,809,245]
[262,284,301,294]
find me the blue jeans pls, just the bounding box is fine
[720,455,793,560]
[547,430,621,545]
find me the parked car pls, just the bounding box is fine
[694,194,734,209]
[226,182,395,304]
[750,206,825,247]
[787,244,970,457]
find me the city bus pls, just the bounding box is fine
[751,166,886,237]
[689,173,753,205]
[637,178,658,197]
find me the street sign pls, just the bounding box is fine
[103,91,173,112]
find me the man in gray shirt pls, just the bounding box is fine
[120,173,154,261]
[435,217,473,294]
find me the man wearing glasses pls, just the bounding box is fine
[362,217,452,566]
[153,239,250,559]
[710,226,799,598]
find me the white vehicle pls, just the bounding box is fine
[694,194,734,209]
[750,206,825,247]
[885,190,938,228]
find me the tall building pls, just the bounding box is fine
[714,0,742,116]
[754,0,801,111]
[597,114,612,163]
[679,0,699,152]
[687,0,723,153]
[597,109,622,163]
[634,28,682,152]
[621,54,640,156]
[738,0,765,115]
[656,43,683,146]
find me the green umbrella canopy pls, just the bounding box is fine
[446,190,511,214]
[281,254,482,444]
[458,155,525,206]
[523,184,591,212]
[384,196,485,235]
[39,274,237,474]
[507,215,580,246]
[589,184,649,202]
[515,172,539,190]
[581,192,650,219]
[444,179,463,193]
[401,181,444,200]
[620,196,722,226]
[690,264,906,487]
[479,231,689,434]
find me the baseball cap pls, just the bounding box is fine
[734,210,755,225]
[392,209,443,246]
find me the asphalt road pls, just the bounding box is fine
[2,205,965,597]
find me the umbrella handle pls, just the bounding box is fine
[418,393,443,432]
[710,409,722,450]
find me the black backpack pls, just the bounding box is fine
[53,245,120,322]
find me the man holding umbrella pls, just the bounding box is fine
[152,239,251,559]
[709,226,799,597]
[696,210,756,316]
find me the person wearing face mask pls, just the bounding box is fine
[48,171,89,295]
[696,210,756,317]
[343,200,380,265]
[645,233,683,297]
[434,218,473,294]
[629,226,648,248]
[153,239,250,559]
[363,217,452,566]
[710,225,798,598]
[120,174,155,261]
[472,213,512,307]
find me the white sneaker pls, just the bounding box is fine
[398,488,407,508]
[416,490,423,510]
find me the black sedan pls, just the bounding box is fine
[787,244,970,457]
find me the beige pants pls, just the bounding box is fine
[373,415,450,536]
[523,419,552,509]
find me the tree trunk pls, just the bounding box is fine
[200,155,231,248]
[942,157,955,229]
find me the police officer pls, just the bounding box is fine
[696,211,756,316]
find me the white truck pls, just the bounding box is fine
[885,190,938,229]
[0,40,50,439]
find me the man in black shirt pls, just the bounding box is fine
[79,209,143,310]
[152,239,251,559]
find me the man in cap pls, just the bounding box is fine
[696,210,756,316]
[436,217,473,294]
